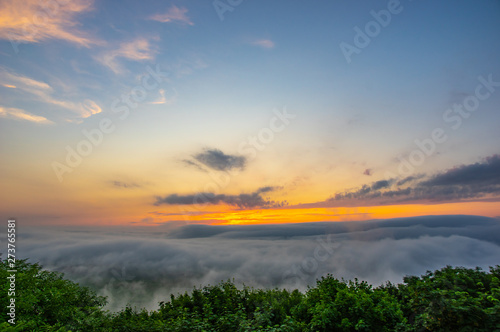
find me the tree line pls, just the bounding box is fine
[1,259,499,331]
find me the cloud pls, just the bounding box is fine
[149,88,177,105]
[423,155,500,186]
[363,169,372,176]
[149,5,194,25]
[187,148,247,172]
[0,106,52,124]
[324,154,500,206]
[181,159,208,173]
[13,215,500,311]
[80,99,102,118]
[110,181,141,189]
[0,67,101,120]
[396,175,424,186]
[372,179,393,190]
[410,155,500,202]
[154,186,284,209]
[332,179,395,201]
[0,0,100,47]
[96,38,156,75]
[251,39,275,49]
[167,215,500,243]
[1,71,51,91]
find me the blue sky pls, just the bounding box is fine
[1,0,500,225]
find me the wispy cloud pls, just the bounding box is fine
[0,67,101,120]
[80,99,102,118]
[0,106,52,124]
[96,38,156,74]
[251,39,275,49]
[149,5,194,25]
[1,71,52,92]
[181,159,208,173]
[0,0,100,47]
[110,181,142,189]
[149,88,176,105]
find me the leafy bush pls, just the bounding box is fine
[0,259,108,331]
[398,265,500,331]
[1,259,499,331]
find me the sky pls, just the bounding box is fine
[1,0,500,226]
[1,0,500,311]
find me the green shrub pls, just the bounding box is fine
[2,259,499,331]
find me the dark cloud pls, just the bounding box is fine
[396,174,424,186]
[372,179,393,190]
[154,186,286,209]
[188,148,246,172]
[333,179,395,201]
[13,215,500,312]
[422,154,500,186]
[363,169,372,176]
[412,155,500,201]
[328,154,500,206]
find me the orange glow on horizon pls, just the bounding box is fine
[149,201,500,226]
[23,199,499,227]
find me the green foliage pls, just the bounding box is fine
[398,265,500,331]
[155,281,305,331]
[2,259,500,331]
[301,276,406,331]
[0,259,108,331]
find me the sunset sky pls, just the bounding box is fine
[1,0,500,227]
